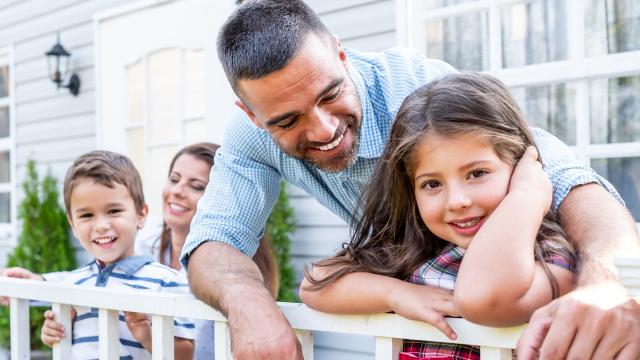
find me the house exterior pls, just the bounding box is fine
[0,0,638,358]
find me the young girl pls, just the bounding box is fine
[300,73,576,359]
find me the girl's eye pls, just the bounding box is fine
[469,170,488,179]
[191,185,206,192]
[422,180,441,189]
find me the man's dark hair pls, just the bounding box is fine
[218,0,332,95]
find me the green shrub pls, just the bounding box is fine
[267,181,298,302]
[0,160,77,350]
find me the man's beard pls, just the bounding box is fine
[282,115,361,173]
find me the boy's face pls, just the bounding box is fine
[68,177,147,266]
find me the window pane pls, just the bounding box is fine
[148,49,181,143]
[511,83,576,145]
[501,1,568,68]
[591,157,640,221]
[420,0,477,10]
[0,151,9,183]
[586,0,640,56]
[0,66,8,98]
[127,127,145,185]
[127,61,145,124]
[590,75,640,144]
[184,50,205,119]
[0,107,8,138]
[184,118,206,144]
[425,12,489,71]
[147,145,178,219]
[0,192,9,223]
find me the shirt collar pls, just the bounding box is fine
[95,255,154,276]
[345,57,385,159]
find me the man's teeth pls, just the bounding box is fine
[453,218,481,228]
[316,133,344,151]
[94,237,115,244]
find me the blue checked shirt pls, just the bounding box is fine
[181,47,621,266]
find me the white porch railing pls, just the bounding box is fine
[0,256,638,360]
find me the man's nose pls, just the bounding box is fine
[306,108,338,144]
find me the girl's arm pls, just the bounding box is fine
[300,266,459,339]
[455,147,574,326]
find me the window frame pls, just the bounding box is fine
[397,0,640,219]
[0,45,16,243]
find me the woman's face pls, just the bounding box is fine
[162,154,211,231]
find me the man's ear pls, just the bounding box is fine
[235,100,264,129]
[332,35,347,62]
[137,204,148,230]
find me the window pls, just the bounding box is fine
[0,47,14,241]
[399,0,640,221]
[124,48,207,220]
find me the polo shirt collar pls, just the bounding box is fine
[95,255,154,276]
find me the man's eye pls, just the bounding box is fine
[278,118,296,129]
[322,88,342,103]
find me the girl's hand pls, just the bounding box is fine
[40,308,77,347]
[509,146,552,217]
[387,282,460,340]
[124,311,152,350]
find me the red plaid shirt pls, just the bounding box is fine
[402,243,575,359]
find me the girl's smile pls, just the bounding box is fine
[413,132,513,249]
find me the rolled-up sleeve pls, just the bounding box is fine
[533,127,623,210]
[180,113,282,269]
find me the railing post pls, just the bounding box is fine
[52,303,73,360]
[99,308,120,360]
[9,298,29,360]
[374,336,402,360]
[480,346,513,360]
[295,329,314,360]
[152,314,174,360]
[214,320,233,360]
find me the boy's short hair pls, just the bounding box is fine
[63,150,145,216]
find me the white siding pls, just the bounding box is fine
[0,0,130,267]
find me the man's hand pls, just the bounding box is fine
[1,267,44,305]
[517,282,640,359]
[188,241,303,359]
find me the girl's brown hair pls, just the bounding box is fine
[305,73,574,298]
[161,143,280,297]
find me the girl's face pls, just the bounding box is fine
[413,132,513,249]
[162,154,211,232]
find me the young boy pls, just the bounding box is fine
[42,150,194,359]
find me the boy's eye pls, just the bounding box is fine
[108,209,123,215]
[79,213,92,219]
[422,180,441,189]
[469,170,488,179]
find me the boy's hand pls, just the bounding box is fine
[387,282,460,340]
[509,146,552,217]
[0,267,44,305]
[40,308,77,347]
[124,311,152,350]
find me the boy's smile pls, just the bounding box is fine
[68,178,147,266]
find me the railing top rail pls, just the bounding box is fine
[0,277,524,348]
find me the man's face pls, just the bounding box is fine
[236,34,362,172]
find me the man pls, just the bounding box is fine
[181,1,640,359]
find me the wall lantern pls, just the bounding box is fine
[45,34,80,96]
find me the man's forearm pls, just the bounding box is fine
[187,241,271,314]
[559,183,640,286]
